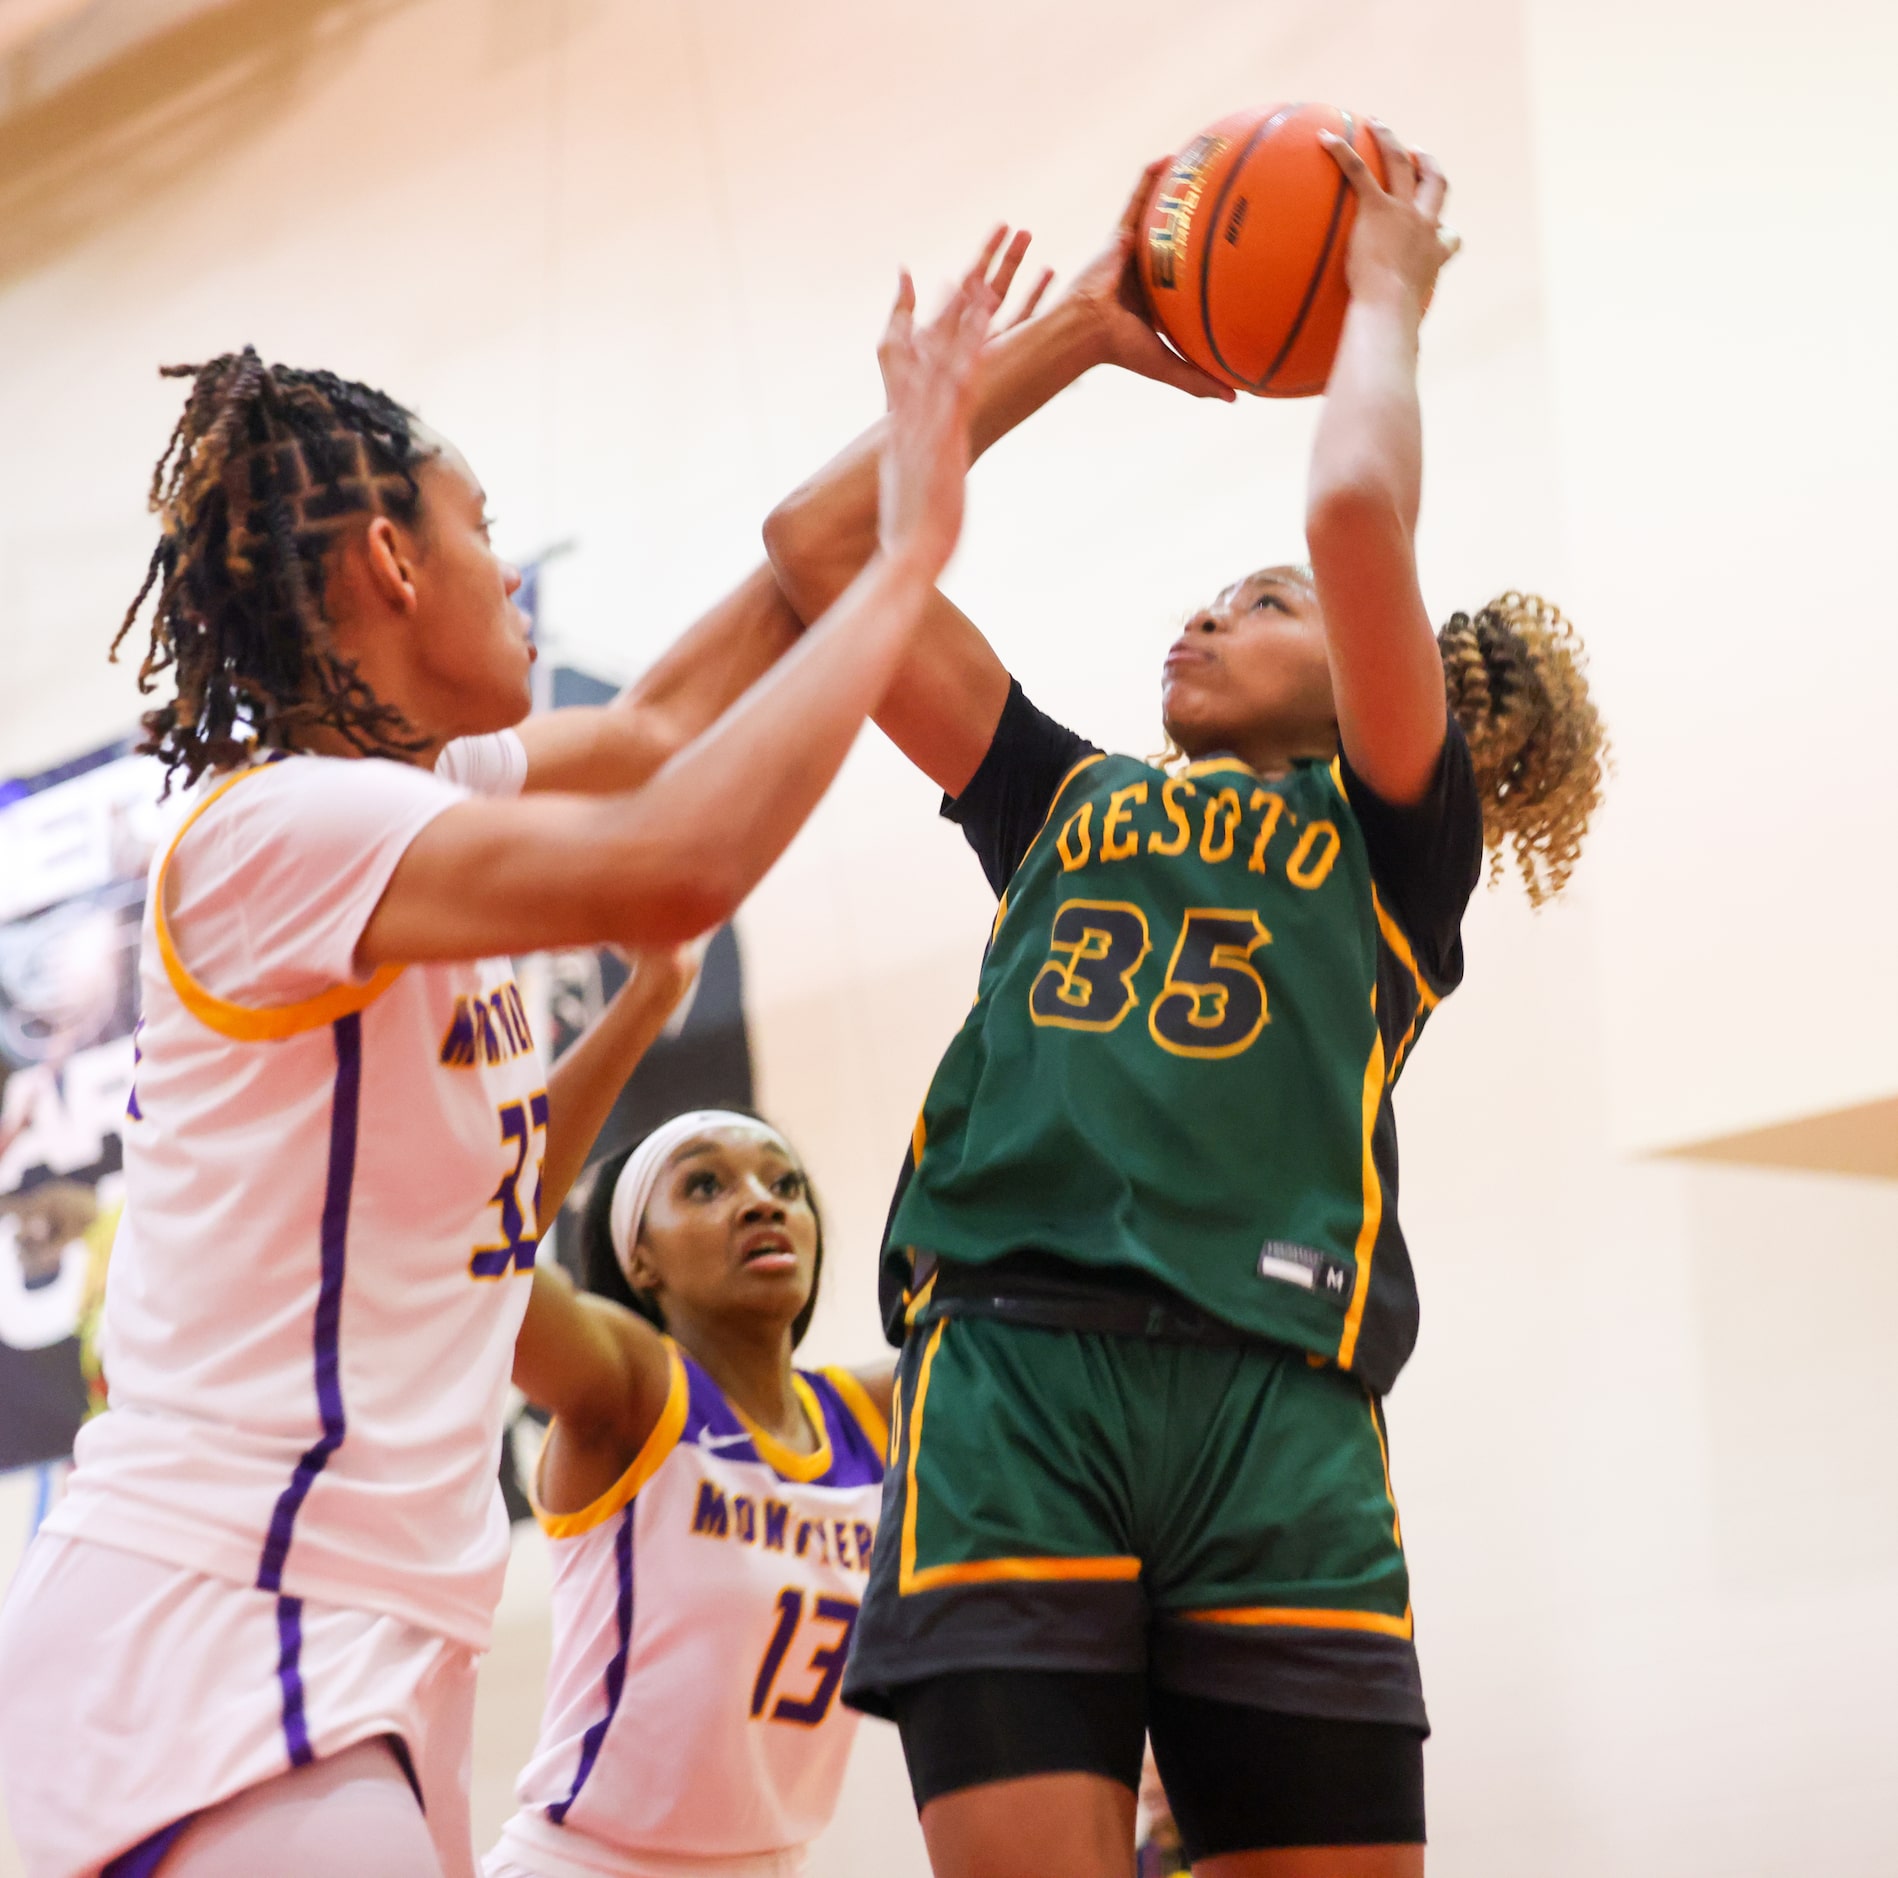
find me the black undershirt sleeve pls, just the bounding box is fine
[941,678,1098,897]
[1337,722,1484,992]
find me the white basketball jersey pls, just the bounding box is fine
[499,1344,888,1872]
[44,735,544,1652]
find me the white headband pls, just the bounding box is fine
[606,1109,795,1283]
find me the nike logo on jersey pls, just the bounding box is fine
[697,1427,756,1455]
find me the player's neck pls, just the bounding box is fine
[1177,722,1335,781]
[295,721,445,768]
[673,1317,814,1456]
[1227,723,1336,778]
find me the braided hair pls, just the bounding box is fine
[1438,592,1607,908]
[577,1123,827,1350]
[110,348,439,791]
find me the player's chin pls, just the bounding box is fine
[466,666,534,733]
[1160,692,1238,761]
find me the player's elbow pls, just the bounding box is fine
[761,485,812,565]
[763,487,868,599]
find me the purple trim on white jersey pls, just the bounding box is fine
[256,1011,363,1764]
[803,1374,886,1491]
[546,1504,637,1825]
[677,1354,886,1491]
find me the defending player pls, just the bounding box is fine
[487,1104,891,1878]
[0,257,999,1878]
[764,130,1605,1875]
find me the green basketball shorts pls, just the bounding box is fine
[843,1310,1426,1730]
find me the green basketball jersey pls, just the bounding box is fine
[887,684,1480,1396]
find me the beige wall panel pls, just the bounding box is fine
[1524,0,1898,1149]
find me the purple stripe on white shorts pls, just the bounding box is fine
[257,1013,363,1763]
[274,1595,313,1766]
[102,1816,194,1878]
[546,1505,636,1824]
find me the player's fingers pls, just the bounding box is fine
[986,228,1033,310]
[1153,343,1238,402]
[957,278,1002,357]
[1365,118,1415,202]
[916,281,977,375]
[998,266,1056,335]
[878,271,918,392]
[1413,150,1449,222]
[889,269,916,324]
[962,225,1010,299]
[1118,156,1170,242]
[1317,129,1376,197]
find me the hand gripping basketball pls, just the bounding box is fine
[1319,120,1460,315]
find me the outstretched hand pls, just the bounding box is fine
[966,223,1046,338]
[875,248,1003,578]
[1320,121,1459,315]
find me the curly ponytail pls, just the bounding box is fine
[1438,591,1607,907]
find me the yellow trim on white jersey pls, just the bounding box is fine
[822,1367,891,1459]
[535,1342,689,1539]
[731,1374,832,1483]
[154,764,406,1042]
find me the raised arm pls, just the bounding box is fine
[1304,123,1460,806]
[358,261,1000,967]
[538,945,701,1227]
[514,566,803,795]
[513,1260,669,1471]
[513,948,699,1462]
[765,179,1232,797]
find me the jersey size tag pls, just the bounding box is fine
[1258,1240,1356,1309]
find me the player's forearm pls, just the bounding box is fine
[971,295,1112,458]
[764,299,1105,620]
[513,1263,665,1446]
[587,546,937,942]
[1304,289,1446,803]
[1305,291,1425,541]
[513,1264,600,1416]
[538,959,692,1227]
[609,566,805,750]
[520,568,805,795]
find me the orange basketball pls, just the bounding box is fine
[1138,104,1388,398]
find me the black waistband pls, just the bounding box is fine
[915,1250,1260,1348]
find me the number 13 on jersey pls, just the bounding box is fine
[750,1589,859,1728]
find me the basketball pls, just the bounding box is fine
[1138,103,1388,398]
